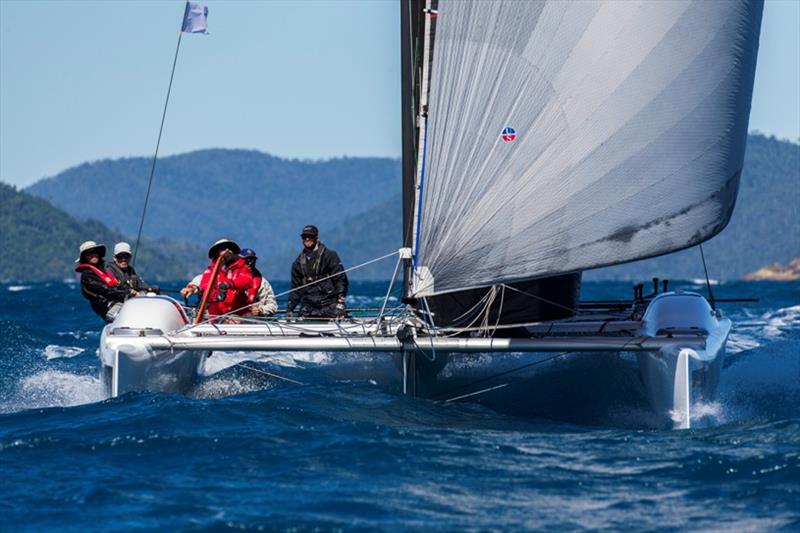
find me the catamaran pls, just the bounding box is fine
[99,0,763,429]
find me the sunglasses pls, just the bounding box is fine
[302,235,316,241]
[115,254,132,261]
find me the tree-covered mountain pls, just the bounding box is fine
[27,150,401,280]
[0,183,206,282]
[21,134,799,282]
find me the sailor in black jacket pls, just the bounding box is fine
[105,242,160,294]
[286,225,348,318]
[74,241,135,322]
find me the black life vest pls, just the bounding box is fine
[299,244,326,285]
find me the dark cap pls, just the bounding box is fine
[240,248,257,259]
[300,225,319,238]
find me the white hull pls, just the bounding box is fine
[98,292,729,429]
[99,296,209,397]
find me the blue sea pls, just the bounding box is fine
[1,280,798,531]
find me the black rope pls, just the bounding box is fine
[698,244,716,310]
[132,31,184,266]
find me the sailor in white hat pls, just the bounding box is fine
[105,242,160,295]
[74,240,133,322]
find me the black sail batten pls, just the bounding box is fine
[400,0,580,329]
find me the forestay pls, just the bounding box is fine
[412,0,763,296]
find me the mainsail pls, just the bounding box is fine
[409,0,763,297]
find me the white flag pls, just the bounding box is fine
[181,2,208,34]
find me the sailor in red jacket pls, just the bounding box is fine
[199,239,253,318]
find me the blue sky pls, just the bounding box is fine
[1,0,798,188]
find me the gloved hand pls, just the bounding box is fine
[150,285,161,295]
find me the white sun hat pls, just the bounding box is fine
[76,241,106,262]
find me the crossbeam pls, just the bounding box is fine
[104,334,706,353]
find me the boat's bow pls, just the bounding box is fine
[636,292,731,429]
[100,295,207,397]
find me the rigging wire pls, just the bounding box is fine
[236,362,304,385]
[177,250,402,332]
[698,244,716,310]
[437,351,571,402]
[132,31,184,266]
[501,283,577,314]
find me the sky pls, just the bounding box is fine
[1,0,798,188]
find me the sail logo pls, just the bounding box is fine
[501,127,517,143]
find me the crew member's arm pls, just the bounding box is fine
[131,268,160,294]
[286,260,303,314]
[258,279,278,316]
[327,251,348,301]
[199,268,214,292]
[180,273,203,298]
[83,273,131,302]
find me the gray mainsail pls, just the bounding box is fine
[411,0,763,297]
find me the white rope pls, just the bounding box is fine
[273,250,400,298]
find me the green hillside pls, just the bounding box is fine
[0,183,205,282]
[26,151,401,275]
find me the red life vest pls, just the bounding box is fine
[247,274,262,305]
[75,263,120,287]
[200,258,254,316]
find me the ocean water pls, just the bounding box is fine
[1,280,798,531]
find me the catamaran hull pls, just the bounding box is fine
[96,292,728,428]
[100,338,207,397]
[401,292,729,429]
[99,296,208,397]
[403,345,724,429]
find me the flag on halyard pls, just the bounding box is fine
[181,2,209,34]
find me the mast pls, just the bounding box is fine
[401,0,436,299]
[400,0,417,299]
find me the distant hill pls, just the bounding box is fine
[22,134,799,282]
[0,183,205,282]
[744,258,800,281]
[27,150,401,279]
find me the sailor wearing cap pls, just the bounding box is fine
[74,240,136,322]
[239,248,278,316]
[105,242,160,295]
[286,225,349,319]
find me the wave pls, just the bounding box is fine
[0,370,107,413]
[7,285,32,292]
[760,305,800,339]
[43,345,85,360]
